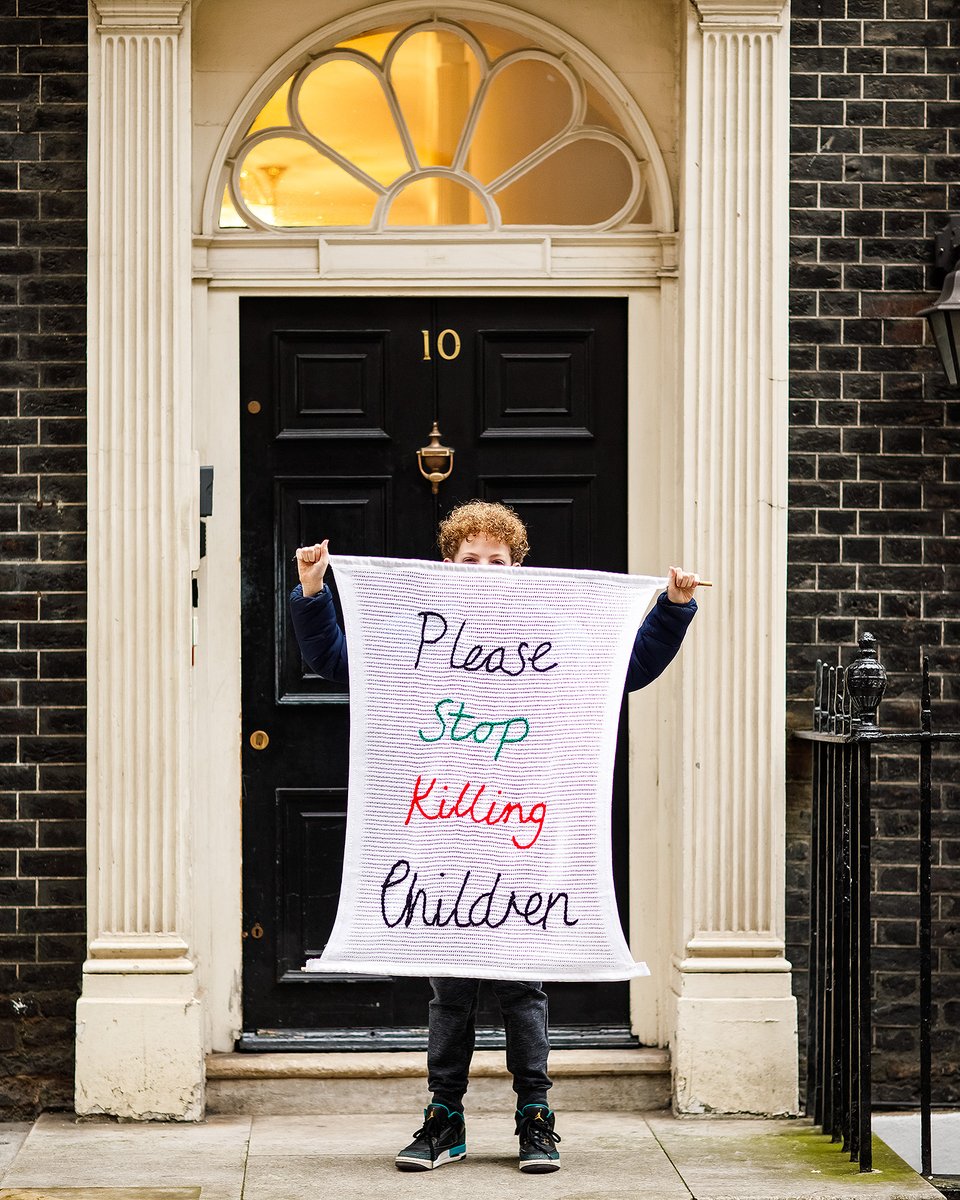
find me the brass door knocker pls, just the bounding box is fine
[417,421,455,494]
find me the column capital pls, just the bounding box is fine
[92,0,187,33]
[691,0,787,30]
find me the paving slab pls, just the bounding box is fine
[0,1116,250,1200]
[241,1150,687,1200]
[0,1127,32,1180]
[0,1112,947,1200]
[247,1110,674,1155]
[244,1112,691,1199]
[872,1113,960,1177]
[645,1114,946,1200]
[0,1192,199,1199]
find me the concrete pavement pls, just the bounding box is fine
[0,1111,947,1200]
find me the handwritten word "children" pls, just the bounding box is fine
[414,611,558,676]
[406,776,546,849]
[418,698,529,761]
[381,859,577,930]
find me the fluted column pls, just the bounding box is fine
[672,0,797,1114]
[76,0,202,1119]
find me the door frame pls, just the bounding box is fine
[80,0,794,1121]
[190,254,682,1055]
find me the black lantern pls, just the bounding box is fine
[919,216,960,388]
[918,268,960,388]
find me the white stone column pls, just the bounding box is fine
[672,0,798,1114]
[76,0,203,1119]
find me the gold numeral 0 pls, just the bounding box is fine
[420,328,461,361]
[437,328,461,360]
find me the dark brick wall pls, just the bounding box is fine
[0,2,87,1118]
[787,0,960,1110]
[1,0,958,1122]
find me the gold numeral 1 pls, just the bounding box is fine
[421,329,431,361]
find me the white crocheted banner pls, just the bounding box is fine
[305,555,666,982]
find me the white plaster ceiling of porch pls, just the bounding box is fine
[191,0,681,238]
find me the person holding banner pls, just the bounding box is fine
[290,501,700,1174]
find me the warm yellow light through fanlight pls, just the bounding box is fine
[336,25,401,60]
[237,135,378,227]
[390,29,482,168]
[248,76,293,134]
[299,59,408,187]
[387,177,488,227]
[467,58,575,187]
[220,21,644,230]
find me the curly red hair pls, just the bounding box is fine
[438,500,530,565]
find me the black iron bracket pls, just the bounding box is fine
[931,216,960,286]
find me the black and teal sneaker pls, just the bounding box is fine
[515,1102,561,1173]
[395,1102,467,1171]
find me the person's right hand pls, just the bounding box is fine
[295,540,330,597]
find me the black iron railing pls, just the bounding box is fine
[796,633,960,1190]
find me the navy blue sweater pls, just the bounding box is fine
[288,578,696,691]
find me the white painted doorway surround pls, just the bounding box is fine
[79,0,797,1120]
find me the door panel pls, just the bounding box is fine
[240,297,633,1048]
[478,329,594,439]
[277,478,390,702]
[479,478,595,571]
[275,329,391,439]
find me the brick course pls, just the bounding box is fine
[0,2,86,1119]
[787,0,960,1112]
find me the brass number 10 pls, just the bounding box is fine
[421,328,461,361]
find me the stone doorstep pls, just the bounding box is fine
[204,1047,672,1114]
[205,1046,669,1079]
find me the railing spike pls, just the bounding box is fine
[815,659,824,732]
[920,652,932,735]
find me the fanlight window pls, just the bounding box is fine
[220,18,651,232]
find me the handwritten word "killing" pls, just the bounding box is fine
[405,776,547,849]
[414,611,558,676]
[418,698,530,761]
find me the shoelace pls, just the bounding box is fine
[516,1110,561,1154]
[411,1106,449,1155]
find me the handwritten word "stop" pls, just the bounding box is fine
[418,697,530,760]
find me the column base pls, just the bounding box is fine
[75,959,205,1120]
[670,957,799,1116]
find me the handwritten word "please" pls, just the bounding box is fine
[414,611,558,676]
[418,698,529,761]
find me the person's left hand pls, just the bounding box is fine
[666,566,700,604]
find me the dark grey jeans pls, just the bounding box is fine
[427,977,552,1109]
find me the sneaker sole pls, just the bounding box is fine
[396,1148,467,1171]
[519,1160,560,1173]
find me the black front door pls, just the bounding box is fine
[239,296,634,1049]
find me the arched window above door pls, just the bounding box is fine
[217,17,655,233]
